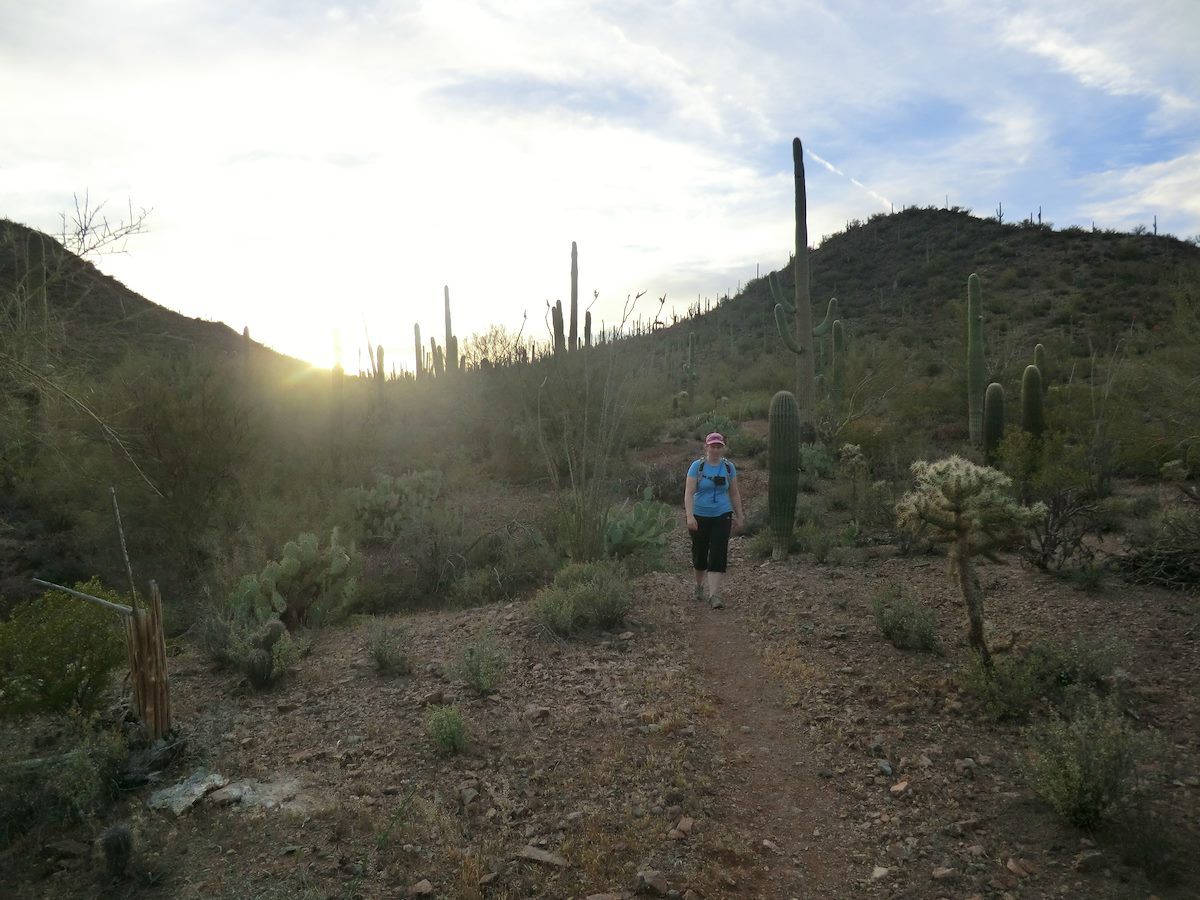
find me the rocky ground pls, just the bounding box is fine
[3,458,1199,899]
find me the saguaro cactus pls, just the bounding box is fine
[768,390,802,560]
[1033,343,1048,394]
[684,332,696,411]
[967,273,986,447]
[772,138,817,439]
[1021,364,1045,438]
[431,338,445,378]
[552,300,566,356]
[444,286,458,375]
[831,319,845,400]
[569,241,579,352]
[413,323,423,379]
[813,297,839,337]
[983,382,1005,463]
[584,310,592,348]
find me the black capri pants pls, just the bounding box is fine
[691,512,733,573]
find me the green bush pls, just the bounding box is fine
[346,470,442,544]
[369,622,413,676]
[797,521,834,562]
[450,524,557,607]
[451,628,506,695]
[0,578,127,718]
[356,505,469,614]
[1023,698,1149,828]
[531,560,631,637]
[958,639,1120,721]
[726,430,767,460]
[0,717,127,849]
[606,490,673,571]
[425,704,467,755]
[871,583,941,654]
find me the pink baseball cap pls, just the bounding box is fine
[705,432,725,446]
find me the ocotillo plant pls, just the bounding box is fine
[1021,364,1045,438]
[569,241,579,352]
[444,286,458,375]
[768,390,801,560]
[772,138,817,439]
[983,382,1005,463]
[413,323,423,379]
[584,310,592,348]
[967,273,986,447]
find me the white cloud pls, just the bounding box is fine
[1079,149,1200,237]
[2,0,1198,366]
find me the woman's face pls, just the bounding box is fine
[705,442,724,460]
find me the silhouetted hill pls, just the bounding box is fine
[0,218,306,372]
[705,207,1200,355]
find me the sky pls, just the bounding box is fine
[3,0,1199,370]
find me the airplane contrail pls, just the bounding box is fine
[807,148,892,210]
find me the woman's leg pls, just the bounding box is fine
[690,516,713,598]
[705,514,733,606]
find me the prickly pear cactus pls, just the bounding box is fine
[768,390,802,560]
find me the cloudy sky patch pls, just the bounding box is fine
[2,0,1197,367]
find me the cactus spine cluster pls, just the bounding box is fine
[768,390,801,560]
[983,382,1005,463]
[1021,364,1045,438]
[772,138,817,438]
[967,273,986,447]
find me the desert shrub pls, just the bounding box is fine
[959,639,1120,721]
[871,583,941,654]
[425,705,467,754]
[451,628,506,695]
[0,578,127,718]
[0,717,127,848]
[726,430,766,460]
[194,607,308,688]
[1114,500,1200,592]
[605,490,673,571]
[531,560,631,637]
[797,520,834,562]
[345,470,442,544]
[355,505,470,613]
[685,411,739,442]
[368,622,413,676]
[1110,806,1183,885]
[619,462,684,505]
[450,523,557,607]
[1022,697,1149,828]
[744,529,775,559]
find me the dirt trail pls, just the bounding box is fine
[688,599,853,898]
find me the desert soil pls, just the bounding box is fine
[4,444,1199,900]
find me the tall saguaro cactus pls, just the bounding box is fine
[772,138,817,438]
[444,286,458,375]
[768,390,802,560]
[967,273,986,447]
[1021,364,1045,438]
[413,323,423,379]
[831,319,846,400]
[569,241,579,352]
[584,310,592,348]
[1033,343,1048,394]
[552,300,566,356]
[983,382,1006,463]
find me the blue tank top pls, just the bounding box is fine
[688,458,736,516]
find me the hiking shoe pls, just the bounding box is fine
[693,584,705,602]
[709,594,724,609]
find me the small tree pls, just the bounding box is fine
[895,456,1044,667]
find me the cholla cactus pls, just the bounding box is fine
[896,456,1045,666]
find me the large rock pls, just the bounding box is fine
[147,770,228,815]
